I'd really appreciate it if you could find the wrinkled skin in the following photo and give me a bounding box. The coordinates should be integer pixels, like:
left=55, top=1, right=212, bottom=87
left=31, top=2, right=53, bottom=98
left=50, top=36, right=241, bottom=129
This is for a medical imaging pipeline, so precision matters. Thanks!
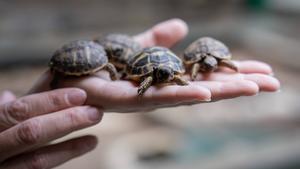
left=0, top=89, right=102, bottom=169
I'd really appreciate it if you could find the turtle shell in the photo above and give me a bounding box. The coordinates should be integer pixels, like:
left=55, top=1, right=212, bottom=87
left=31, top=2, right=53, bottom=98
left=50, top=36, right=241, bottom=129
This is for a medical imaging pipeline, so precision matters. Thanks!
left=49, top=40, right=108, bottom=76
left=183, top=37, right=231, bottom=65
left=127, top=46, right=185, bottom=80
left=94, top=34, right=141, bottom=69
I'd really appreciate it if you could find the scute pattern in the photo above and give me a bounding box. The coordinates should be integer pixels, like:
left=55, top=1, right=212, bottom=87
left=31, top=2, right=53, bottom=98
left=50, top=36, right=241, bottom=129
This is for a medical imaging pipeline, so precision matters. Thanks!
left=50, top=40, right=108, bottom=75
left=183, top=37, right=231, bottom=64
left=94, top=34, right=141, bottom=68
left=127, top=46, right=185, bottom=77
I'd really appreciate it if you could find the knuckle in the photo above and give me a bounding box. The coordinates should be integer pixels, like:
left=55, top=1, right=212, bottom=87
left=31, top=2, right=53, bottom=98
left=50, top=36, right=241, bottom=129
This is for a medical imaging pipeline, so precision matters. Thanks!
left=65, top=108, right=82, bottom=127
left=25, top=152, right=47, bottom=169
left=47, top=92, right=67, bottom=108
left=5, top=99, right=29, bottom=123
left=17, top=120, right=41, bottom=145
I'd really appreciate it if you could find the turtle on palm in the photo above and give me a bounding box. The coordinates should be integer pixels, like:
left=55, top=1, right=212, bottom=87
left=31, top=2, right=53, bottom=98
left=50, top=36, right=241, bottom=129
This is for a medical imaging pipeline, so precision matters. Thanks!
left=183, top=37, right=238, bottom=80
left=126, top=46, right=188, bottom=96
left=49, top=40, right=118, bottom=88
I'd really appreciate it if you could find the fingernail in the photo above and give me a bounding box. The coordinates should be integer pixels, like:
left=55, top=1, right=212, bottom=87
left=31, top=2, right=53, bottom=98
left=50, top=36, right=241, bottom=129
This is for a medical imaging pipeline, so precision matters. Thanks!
left=67, top=89, right=87, bottom=105
left=87, top=107, right=102, bottom=122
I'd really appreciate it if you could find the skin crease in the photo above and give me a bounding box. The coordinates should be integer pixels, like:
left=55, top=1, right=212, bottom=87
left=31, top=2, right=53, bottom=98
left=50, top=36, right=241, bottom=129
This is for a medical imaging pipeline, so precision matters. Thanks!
left=0, top=19, right=280, bottom=169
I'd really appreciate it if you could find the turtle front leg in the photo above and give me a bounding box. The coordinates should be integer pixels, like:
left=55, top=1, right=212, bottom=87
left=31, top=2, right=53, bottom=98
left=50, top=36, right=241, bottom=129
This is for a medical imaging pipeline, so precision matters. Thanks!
left=104, top=63, right=119, bottom=80
left=173, top=75, right=189, bottom=86
left=118, top=68, right=127, bottom=79
left=219, top=60, right=238, bottom=72
left=191, top=63, right=200, bottom=81
left=138, top=76, right=153, bottom=96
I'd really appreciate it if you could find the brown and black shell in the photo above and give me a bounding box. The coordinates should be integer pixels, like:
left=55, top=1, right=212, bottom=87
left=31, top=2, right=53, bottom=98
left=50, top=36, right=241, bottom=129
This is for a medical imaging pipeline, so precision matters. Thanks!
left=94, top=34, right=141, bottom=69
left=127, top=46, right=185, bottom=80
left=183, top=37, right=232, bottom=65
left=49, top=40, right=108, bottom=76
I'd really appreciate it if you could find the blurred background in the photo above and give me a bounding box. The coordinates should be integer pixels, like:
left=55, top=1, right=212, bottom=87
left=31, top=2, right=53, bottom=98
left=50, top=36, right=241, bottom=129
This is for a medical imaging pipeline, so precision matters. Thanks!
left=0, top=0, right=300, bottom=168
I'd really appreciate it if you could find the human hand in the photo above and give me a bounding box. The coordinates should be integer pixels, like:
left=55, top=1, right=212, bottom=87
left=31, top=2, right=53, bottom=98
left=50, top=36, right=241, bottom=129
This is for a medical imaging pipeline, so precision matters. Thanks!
left=0, top=89, right=102, bottom=169
left=29, top=18, right=280, bottom=112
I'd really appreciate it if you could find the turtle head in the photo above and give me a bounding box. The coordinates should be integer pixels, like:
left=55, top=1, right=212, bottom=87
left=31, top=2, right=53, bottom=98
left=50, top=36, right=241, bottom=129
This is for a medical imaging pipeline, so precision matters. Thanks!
left=200, top=56, right=218, bottom=72
left=154, top=66, right=174, bottom=83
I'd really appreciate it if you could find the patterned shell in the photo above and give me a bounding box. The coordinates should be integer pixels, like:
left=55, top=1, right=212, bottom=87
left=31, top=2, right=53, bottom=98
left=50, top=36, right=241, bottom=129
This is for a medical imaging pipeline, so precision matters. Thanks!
left=49, top=40, right=108, bottom=76
left=94, top=34, right=141, bottom=68
left=127, top=46, right=185, bottom=77
left=183, top=37, right=232, bottom=65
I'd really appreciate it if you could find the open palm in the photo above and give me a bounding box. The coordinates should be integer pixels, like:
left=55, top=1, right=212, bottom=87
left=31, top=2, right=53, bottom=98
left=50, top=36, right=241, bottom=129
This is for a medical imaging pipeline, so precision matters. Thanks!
left=29, top=19, right=280, bottom=113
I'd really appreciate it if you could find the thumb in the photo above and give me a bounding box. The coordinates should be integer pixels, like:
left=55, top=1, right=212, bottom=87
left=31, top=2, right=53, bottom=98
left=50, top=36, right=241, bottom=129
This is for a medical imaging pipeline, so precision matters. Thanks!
left=133, top=18, right=189, bottom=48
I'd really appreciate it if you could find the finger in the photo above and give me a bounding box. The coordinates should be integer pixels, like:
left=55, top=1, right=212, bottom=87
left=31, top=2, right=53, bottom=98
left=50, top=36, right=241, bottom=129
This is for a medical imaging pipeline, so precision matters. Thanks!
left=135, top=80, right=259, bottom=108
left=0, top=91, right=16, bottom=105
left=2, top=135, right=97, bottom=169
left=143, top=84, right=211, bottom=105
left=103, top=83, right=211, bottom=112
left=64, top=76, right=211, bottom=112
left=0, top=106, right=102, bottom=161
left=217, top=60, right=273, bottom=74
left=133, top=18, right=188, bottom=48
left=193, top=80, right=259, bottom=101
left=197, top=73, right=280, bottom=92
left=243, top=74, right=280, bottom=92
left=0, top=88, right=86, bottom=130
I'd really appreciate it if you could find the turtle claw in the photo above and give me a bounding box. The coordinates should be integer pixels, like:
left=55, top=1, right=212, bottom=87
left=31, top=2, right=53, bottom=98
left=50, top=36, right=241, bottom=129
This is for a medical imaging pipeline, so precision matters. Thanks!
left=105, top=63, right=119, bottom=80
left=173, top=75, right=189, bottom=85
left=137, top=76, right=153, bottom=96
left=191, top=63, right=200, bottom=81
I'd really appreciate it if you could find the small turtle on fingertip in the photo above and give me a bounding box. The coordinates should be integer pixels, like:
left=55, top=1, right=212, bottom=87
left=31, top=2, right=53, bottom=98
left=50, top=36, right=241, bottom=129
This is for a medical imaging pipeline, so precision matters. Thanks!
left=126, top=46, right=188, bottom=96
left=183, top=37, right=238, bottom=80
left=49, top=40, right=118, bottom=89
left=94, top=33, right=142, bottom=71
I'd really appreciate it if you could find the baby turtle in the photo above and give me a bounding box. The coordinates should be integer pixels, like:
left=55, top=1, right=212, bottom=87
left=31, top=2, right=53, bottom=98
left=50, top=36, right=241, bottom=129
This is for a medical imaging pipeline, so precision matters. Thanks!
left=183, top=37, right=238, bottom=80
left=94, top=33, right=141, bottom=70
left=49, top=40, right=118, bottom=88
left=126, top=46, right=188, bottom=96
